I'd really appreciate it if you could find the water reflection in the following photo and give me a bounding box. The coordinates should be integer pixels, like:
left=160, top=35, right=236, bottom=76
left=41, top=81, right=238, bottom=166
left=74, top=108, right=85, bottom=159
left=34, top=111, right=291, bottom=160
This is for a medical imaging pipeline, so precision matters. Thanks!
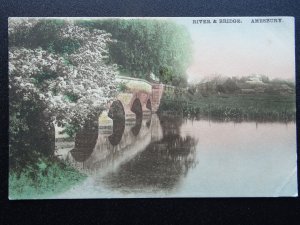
left=102, top=115, right=198, bottom=192
left=102, top=135, right=198, bottom=192
left=70, top=124, right=98, bottom=162
left=67, top=114, right=161, bottom=173
left=67, top=113, right=198, bottom=192
left=108, top=118, right=125, bottom=146
left=62, top=112, right=296, bottom=197
left=131, top=115, right=142, bottom=136
left=146, top=117, right=151, bottom=128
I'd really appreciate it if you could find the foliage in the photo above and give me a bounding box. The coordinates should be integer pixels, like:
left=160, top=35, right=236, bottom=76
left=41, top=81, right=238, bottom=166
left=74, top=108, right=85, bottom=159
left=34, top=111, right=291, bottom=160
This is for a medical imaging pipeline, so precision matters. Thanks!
left=9, top=156, right=87, bottom=199
left=159, top=93, right=296, bottom=122
left=58, top=123, right=80, bottom=138
left=9, top=93, right=55, bottom=170
left=76, top=19, right=192, bottom=86
left=10, top=19, right=80, bottom=55
left=221, top=78, right=239, bottom=93
left=159, top=66, right=173, bottom=84
left=9, top=18, right=119, bottom=169
left=9, top=19, right=118, bottom=127
left=117, top=81, right=129, bottom=92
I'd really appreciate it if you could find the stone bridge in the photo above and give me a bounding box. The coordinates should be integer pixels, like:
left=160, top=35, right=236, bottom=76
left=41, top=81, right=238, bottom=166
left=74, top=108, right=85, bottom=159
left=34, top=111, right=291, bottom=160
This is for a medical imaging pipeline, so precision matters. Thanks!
left=55, top=75, right=165, bottom=157
left=97, top=75, right=164, bottom=129
left=55, top=76, right=190, bottom=166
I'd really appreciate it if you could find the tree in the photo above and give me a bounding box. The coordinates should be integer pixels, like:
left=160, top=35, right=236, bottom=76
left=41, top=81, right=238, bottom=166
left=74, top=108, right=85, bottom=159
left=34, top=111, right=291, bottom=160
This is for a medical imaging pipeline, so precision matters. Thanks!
left=222, top=78, right=239, bottom=93
left=77, top=19, right=192, bottom=86
left=260, top=74, right=270, bottom=83
left=159, top=66, right=173, bottom=84
left=9, top=18, right=118, bottom=169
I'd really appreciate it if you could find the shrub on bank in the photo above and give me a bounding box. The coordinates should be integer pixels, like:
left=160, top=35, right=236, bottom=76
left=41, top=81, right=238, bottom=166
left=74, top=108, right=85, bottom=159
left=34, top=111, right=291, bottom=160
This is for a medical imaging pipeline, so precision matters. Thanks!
left=9, top=156, right=87, bottom=199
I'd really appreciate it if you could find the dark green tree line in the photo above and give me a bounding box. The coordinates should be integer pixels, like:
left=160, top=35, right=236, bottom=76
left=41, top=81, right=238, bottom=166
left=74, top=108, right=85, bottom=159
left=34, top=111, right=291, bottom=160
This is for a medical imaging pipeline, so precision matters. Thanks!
left=77, top=19, right=192, bottom=86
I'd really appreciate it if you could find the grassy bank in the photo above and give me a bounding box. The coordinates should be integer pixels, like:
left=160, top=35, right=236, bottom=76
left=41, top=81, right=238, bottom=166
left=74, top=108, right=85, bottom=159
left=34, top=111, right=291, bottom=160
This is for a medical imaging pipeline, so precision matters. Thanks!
left=158, top=93, right=296, bottom=122
left=9, top=157, right=87, bottom=199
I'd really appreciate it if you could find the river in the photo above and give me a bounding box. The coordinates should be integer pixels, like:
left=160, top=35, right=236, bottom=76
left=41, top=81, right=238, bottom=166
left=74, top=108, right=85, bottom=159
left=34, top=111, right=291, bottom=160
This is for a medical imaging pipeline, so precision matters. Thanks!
left=55, top=113, right=297, bottom=198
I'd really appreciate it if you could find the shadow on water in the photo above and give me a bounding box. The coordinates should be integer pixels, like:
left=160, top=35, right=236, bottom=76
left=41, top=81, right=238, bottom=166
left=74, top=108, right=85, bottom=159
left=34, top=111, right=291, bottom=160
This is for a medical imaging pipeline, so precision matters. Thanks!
left=70, top=122, right=98, bottom=163
left=68, top=115, right=154, bottom=173
left=87, top=116, right=153, bottom=173
left=108, top=100, right=126, bottom=145
left=131, top=98, right=143, bottom=136
left=68, top=112, right=199, bottom=193
left=146, top=116, right=151, bottom=128
left=71, top=100, right=126, bottom=162
left=102, top=115, right=198, bottom=192
left=131, top=115, right=142, bottom=136
left=108, top=118, right=125, bottom=146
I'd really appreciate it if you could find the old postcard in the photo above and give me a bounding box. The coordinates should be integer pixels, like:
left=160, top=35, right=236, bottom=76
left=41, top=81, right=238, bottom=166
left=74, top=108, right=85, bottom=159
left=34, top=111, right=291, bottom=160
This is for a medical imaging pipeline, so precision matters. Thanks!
left=8, top=17, right=297, bottom=199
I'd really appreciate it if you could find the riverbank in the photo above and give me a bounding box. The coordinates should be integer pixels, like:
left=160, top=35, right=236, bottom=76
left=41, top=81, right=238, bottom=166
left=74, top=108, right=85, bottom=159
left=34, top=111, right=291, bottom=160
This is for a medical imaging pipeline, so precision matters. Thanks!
left=9, top=157, right=87, bottom=199
left=158, top=93, right=296, bottom=122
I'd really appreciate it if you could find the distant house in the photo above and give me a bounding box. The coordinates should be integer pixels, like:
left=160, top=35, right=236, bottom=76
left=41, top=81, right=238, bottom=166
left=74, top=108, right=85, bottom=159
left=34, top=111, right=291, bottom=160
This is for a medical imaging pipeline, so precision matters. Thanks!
left=245, top=74, right=264, bottom=85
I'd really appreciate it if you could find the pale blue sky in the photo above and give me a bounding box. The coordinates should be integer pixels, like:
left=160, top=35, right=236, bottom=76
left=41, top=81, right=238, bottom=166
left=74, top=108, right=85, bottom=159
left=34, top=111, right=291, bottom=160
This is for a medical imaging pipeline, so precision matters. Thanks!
left=169, top=17, right=295, bottom=82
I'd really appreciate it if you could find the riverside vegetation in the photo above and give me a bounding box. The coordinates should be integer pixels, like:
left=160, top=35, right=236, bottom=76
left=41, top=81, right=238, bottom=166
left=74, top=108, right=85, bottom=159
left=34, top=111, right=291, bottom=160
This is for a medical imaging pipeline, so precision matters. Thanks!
left=158, top=75, right=295, bottom=122
left=159, top=93, right=295, bottom=122
left=9, top=156, right=87, bottom=199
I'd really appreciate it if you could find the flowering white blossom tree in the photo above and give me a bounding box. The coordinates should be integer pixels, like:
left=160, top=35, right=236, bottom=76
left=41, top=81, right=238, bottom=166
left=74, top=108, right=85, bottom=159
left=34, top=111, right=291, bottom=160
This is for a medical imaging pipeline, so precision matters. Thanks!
left=9, top=18, right=118, bottom=127
left=9, top=18, right=119, bottom=166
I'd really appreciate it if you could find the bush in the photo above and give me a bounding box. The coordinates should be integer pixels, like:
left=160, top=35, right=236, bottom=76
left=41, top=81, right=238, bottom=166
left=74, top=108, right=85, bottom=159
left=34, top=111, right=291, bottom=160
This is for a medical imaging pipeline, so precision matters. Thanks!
left=117, top=82, right=129, bottom=92
left=9, top=157, right=87, bottom=199
left=9, top=18, right=119, bottom=170
left=9, top=92, right=55, bottom=171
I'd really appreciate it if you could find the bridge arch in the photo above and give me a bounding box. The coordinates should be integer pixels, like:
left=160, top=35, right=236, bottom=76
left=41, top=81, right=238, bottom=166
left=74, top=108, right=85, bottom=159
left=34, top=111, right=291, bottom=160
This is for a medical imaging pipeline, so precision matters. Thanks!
left=131, top=98, right=143, bottom=120
left=108, top=100, right=125, bottom=120
left=146, top=98, right=152, bottom=111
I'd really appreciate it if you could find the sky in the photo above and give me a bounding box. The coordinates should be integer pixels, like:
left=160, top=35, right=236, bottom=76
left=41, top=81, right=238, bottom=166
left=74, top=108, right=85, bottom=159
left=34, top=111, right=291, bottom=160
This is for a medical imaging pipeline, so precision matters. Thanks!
left=169, top=17, right=295, bottom=83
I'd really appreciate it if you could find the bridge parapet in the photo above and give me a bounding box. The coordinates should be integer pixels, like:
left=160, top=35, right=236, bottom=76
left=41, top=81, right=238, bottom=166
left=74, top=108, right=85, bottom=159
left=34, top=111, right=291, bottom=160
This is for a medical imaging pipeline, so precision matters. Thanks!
left=116, top=75, right=152, bottom=94
left=116, top=75, right=153, bottom=86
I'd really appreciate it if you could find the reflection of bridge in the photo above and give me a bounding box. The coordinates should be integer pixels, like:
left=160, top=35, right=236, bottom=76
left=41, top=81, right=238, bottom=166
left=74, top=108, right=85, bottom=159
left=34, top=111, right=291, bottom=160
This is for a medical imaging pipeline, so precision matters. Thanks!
left=67, top=114, right=163, bottom=173
left=56, top=113, right=198, bottom=196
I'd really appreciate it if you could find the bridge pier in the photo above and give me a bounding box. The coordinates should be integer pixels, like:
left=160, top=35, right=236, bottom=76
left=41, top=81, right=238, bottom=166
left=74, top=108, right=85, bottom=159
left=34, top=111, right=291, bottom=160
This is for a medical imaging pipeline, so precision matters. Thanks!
left=151, top=83, right=164, bottom=112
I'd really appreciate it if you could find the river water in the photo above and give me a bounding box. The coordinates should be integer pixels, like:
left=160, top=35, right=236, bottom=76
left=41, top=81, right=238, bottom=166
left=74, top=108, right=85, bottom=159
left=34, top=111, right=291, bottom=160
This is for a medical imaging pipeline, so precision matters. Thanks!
left=55, top=114, right=297, bottom=198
